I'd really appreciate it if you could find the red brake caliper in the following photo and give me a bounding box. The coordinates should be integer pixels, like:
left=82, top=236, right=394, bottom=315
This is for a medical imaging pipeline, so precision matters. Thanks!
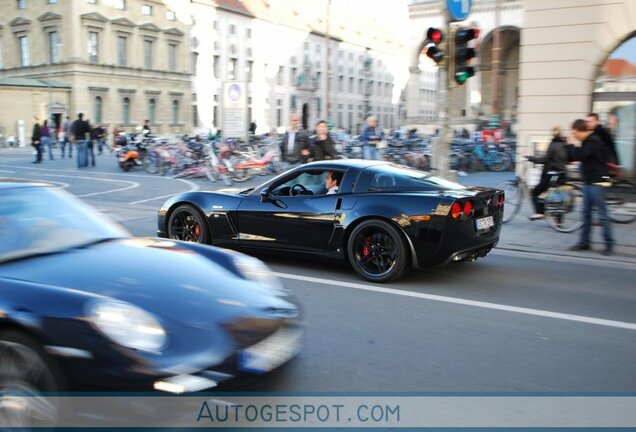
left=194, top=225, right=200, bottom=239
left=362, top=236, right=372, bottom=257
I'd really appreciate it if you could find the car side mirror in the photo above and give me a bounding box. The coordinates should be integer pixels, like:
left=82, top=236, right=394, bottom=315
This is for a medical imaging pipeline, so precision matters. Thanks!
left=260, top=189, right=272, bottom=203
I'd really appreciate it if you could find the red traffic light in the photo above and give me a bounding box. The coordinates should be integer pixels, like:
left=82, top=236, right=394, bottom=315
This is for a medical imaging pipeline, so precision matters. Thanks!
left=426, top=27, right=443, bottom=45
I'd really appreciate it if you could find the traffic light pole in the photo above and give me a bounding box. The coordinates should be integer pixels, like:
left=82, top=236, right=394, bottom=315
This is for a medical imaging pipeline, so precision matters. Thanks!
left=434, top=18, right=452, bottom=180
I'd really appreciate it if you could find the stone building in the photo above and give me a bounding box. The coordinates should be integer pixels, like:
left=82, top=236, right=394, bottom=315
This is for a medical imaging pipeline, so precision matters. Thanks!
left=0, top=0, right=192, bottom=139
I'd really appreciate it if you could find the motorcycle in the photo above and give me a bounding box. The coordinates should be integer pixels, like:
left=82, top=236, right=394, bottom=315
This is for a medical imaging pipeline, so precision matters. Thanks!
left=115, top=132, right=148, bottom=171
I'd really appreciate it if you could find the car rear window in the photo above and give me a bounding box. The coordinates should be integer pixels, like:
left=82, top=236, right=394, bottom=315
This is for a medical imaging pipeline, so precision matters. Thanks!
left=356, top=164, right=466, bottom=192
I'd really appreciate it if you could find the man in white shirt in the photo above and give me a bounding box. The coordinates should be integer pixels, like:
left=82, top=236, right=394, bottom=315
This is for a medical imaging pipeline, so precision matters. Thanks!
left=281, top=113, right=310, bottom=166
left=325, top=171, right=343, bottom=195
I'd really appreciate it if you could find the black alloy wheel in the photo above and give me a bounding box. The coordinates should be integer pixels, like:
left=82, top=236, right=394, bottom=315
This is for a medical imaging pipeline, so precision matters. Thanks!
left=167, top=204, right=209, bottom=244
left=0, top=331, right=64, bottom=428
left=347, top=220, right=409, bottom=282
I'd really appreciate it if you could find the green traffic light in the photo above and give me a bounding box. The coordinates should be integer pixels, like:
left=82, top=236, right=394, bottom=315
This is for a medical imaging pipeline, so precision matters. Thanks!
left=456, top=72, right=468, bottom=84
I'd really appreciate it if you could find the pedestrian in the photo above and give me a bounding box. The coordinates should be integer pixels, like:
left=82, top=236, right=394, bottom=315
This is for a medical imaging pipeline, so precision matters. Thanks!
left=566, top=119, right=614, bottom=256
left=249, top=121, right=257, bottom=135
left=141, top=119, right=151, bottom=136
left=586, top=113, right=619, bottom=166
left=31, top=116, right=42, bottom=164
left=93, top=123, right=106, bottom=154
left=72, top=113, right=91, bottom=168
left=61, top=116, right=72, bottom=159
left=527, top=126, right=568, bottom=220
left=280, top=113, right=310, bottom=166
left=41, top=119, right=54, bottom=160
left=312, top=120, right=335, bottom=161
left=362, top=116, right=383, bottom=160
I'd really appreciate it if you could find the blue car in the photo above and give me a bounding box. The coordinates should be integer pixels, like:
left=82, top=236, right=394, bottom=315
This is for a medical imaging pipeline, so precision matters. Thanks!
left=0, top=179, right=302, bottom=399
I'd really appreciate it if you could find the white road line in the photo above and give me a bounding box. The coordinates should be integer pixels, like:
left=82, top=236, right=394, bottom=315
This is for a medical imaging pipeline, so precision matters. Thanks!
left=41, top=174, right=139, bottom=197
left=0, top=169, right=15, bottom=173
left=128, top=178, right=199, bottom=205
left=273, top=272, right=636, bottom=331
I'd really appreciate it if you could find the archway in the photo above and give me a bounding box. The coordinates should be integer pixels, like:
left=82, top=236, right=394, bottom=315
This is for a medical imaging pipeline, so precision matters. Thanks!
left=478, top=26, right=521, bottom=121
left=592, top=32, right=636, bottom=179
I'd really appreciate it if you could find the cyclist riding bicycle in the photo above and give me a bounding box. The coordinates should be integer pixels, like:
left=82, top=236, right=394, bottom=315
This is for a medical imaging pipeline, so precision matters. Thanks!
left=526, top=126, right=568, bottom=221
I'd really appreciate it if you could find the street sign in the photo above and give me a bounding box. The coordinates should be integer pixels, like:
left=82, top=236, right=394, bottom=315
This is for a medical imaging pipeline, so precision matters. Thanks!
left=446, top=0, right=472, bottom=21
left=221, top=81, right=248, bottom=141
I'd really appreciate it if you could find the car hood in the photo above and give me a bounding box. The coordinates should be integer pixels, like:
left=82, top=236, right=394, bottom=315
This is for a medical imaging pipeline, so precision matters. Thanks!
left=0, top=237, right=297, bottom=329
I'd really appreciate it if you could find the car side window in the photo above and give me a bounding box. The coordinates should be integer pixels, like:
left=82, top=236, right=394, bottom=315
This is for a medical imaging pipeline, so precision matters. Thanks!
left=271, top=170, right=328, bottom=196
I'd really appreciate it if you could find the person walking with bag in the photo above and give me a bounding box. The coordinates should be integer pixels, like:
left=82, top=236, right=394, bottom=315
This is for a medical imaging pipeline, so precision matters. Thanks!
left=527, top=126, right=568, bottom=220
left=312, top=120, right=335, bottom=161
left=566, top=119, right=614, bottom=256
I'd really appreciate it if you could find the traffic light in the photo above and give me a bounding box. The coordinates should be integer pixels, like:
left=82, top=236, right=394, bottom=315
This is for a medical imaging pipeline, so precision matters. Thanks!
left=453, top=27, right=479, bottom=85
left=423, top=27, right=444, bottom=65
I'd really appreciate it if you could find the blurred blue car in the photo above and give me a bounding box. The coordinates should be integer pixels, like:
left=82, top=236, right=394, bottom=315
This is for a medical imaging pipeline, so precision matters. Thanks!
left=0, top=179, right=302, bottom=398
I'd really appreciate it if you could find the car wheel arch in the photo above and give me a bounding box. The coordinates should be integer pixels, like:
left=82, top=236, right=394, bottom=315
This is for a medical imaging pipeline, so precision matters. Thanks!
left=342, top=216, right=417, bottom=269
left=165, top=201, right=213, bottom=243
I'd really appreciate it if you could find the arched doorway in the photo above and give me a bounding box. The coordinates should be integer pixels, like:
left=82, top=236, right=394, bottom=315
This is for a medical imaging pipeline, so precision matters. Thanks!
left=302, top=103, right=309, bottom=130
left=592, top=33, right=636, bottom=179
left=478, top=26, right=521, bottom=121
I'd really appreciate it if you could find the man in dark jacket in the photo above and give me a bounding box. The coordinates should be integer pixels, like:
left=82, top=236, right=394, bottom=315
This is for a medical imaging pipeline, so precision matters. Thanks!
left=280, top=113, right=309, bottom=165
left=31, top=116, right=42, bottom=164
left=566, top=119, right=613, bottom=255
left=586, top=113, right=619, bottom=165
left=72, top=113, right=91, bottom=168
left=527, top=127, right=568, bottom=220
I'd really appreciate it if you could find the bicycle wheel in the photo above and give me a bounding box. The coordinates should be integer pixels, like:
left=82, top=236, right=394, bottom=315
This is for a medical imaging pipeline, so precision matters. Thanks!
left=498, top=179, right=523, bottom=223
left=606, top=178, right=636, bottom=224
left=143, top=151, right=159, bottom=174
left=544, top=184, right=583, bottom=233
left=487, top=151, right=512, bottom=172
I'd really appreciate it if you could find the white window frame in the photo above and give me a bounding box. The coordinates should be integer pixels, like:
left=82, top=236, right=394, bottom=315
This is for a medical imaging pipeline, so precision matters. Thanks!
left=142, top=4, right=152, bottom=16
left=19, top=35, right=30, bottom=66
left=88, top=31, right=98, bottom=63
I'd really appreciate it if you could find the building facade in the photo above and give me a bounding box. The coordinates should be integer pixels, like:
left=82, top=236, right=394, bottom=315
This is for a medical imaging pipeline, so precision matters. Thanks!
left=189, top=0, right=409, bottom=136
left=516, top=0, right=636, bottom=179
left=0, top=0, right=192, bottom=137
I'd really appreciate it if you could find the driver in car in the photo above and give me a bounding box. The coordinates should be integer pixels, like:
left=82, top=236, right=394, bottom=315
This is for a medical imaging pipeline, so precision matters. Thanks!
left=325, top=171, right=343, bottom=195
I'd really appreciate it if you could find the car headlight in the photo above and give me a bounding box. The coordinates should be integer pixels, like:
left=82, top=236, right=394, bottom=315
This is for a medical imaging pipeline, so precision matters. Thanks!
left=86, top=299, right=167, bottom=352
left=233, top=255, right=284, bottom=292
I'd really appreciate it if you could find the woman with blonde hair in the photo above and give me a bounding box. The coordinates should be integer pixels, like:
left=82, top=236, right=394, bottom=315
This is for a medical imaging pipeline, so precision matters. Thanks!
left=526, top=126, right=568, bottom=220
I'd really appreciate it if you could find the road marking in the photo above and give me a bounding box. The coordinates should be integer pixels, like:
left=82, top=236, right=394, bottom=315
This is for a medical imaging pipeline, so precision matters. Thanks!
left=0, top=169, right=15, bottom=173
left=41, top=174, right=139, bottom=197
left=128, top=178, right=199, bottom=205
left=273, top=272, right=636, bottom=331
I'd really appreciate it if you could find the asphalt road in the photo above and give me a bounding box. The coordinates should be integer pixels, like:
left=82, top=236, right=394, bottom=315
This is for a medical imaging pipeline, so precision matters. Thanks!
left=2, top=152, right=635, bottom=393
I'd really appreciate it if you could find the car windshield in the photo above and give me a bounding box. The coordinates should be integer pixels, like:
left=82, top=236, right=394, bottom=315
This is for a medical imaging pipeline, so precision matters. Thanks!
left=357, top=164, right=467, bottom=192
left=0, top=186, right=129, bottom=263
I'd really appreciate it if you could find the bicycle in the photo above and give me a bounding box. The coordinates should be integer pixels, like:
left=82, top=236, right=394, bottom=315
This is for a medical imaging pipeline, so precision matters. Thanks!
left=605, top=175, right=636, bottom=224
left=498, top=160, right=583, bottom=232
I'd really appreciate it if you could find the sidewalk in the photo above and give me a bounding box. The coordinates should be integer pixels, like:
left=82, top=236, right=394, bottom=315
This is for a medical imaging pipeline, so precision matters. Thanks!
left=458, top=171, right=636, bottom=265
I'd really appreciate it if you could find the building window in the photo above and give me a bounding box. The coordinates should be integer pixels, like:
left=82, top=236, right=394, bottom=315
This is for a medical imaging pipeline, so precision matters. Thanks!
left=166, top=10, right=176, bottom=21
left=349, top=77, right=353, bottom=93
left=246, top=28, right=251, bottom=38
left=227, top=58, right=237, bottom=80
left=338, top=75, right=344, bottom=92
left=213, top=21, right=218, bottom=30
left=191, top=51, right=198, bottom=74
left=122, top=97, right=130, bottom=125
left=277, top=66, right=284, bottom=85
left=192, top=102, right=198, bottom=128
left=316, top=44, right=321, bottom=53
left=117, top=36, right=127, bottom=67
left=143, top=39, right=153, bottom=69
left=142, top=4, right=152, bottom=15
left=246, top=60, right=253, bottom=81
left=47, top=0, right=57, bottom=3
left=115, top=0, right=125, bottom=10
left=148, top=98, right=156, bottom=124
left=213, top=55, right=219, bottom=79
left=229, top=24, right=236, bottom=35
left=168, top=43, right=177, bottom=72
left=290, top=67, right=297, bottom=86
left=213, top=95, right=218, bottom=127
left=17, top=0, right=26, bottom=9
left=94, top=96, right=102, bottom=123
left=48, top=31, right=59, bottom=64
left=358, top=78, right=363, bottom=94
left=0, top=39, right=3, bottom=69
left=276, top=99, right=282, bottom=127
left=19, top=36, right=29, bottom=66
left=88, top=31, right=98, bottom=63
left=172, top=100, right=179, bottom=125
left=86, top=0, right=97, bottom=3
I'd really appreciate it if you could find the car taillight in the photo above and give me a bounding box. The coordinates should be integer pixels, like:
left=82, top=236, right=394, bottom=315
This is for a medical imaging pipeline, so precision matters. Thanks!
left=497, top=194, right=505, bottom=207
left=463, top=200, right=474, bottom=217
left=451, top=202, right=462, bottom=219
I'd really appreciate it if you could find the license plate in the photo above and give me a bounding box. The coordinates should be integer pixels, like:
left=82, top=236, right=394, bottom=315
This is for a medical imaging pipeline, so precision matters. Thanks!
left=475, top=216, right=494, bottom=230
left=238, top=328, right=302, bottom=374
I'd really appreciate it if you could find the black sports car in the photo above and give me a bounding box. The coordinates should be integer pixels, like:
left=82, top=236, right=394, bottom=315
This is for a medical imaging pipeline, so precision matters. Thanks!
left=158, top=160, right=504, bottom=282
left=0, top=180, right=302, bottom=399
